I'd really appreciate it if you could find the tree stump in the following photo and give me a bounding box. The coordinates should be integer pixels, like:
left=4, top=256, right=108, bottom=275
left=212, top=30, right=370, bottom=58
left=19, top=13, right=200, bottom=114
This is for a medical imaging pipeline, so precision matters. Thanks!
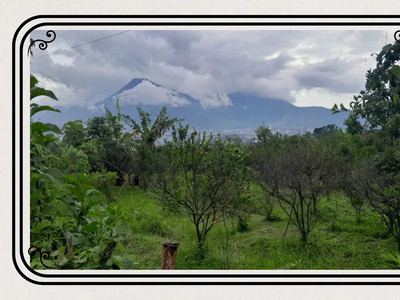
left=162, top=241, right=180, bottom=270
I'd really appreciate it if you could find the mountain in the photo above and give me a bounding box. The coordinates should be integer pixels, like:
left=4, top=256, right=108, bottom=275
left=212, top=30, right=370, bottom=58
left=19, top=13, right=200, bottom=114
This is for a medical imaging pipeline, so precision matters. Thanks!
left=33, top=78, right=350, bottom=135
left=98, top=78, right=207, bottom=128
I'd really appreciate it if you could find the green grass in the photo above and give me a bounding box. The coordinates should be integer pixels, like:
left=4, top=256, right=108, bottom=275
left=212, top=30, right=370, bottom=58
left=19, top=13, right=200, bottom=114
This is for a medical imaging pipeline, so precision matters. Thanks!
left=102, top=186, right=398, bottom=270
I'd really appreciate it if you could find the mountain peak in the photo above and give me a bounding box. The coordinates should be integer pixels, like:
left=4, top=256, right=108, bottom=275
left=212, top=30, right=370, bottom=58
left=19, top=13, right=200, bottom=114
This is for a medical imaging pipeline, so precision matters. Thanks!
left=114, top=78, right=161, bottom=95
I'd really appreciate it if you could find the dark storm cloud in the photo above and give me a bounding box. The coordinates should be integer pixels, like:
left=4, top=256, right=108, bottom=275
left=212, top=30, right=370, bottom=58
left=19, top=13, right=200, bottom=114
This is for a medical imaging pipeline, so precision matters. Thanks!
left=293, top=57, right=367, bottom=94
left=29, top=29, right=388, bottom=108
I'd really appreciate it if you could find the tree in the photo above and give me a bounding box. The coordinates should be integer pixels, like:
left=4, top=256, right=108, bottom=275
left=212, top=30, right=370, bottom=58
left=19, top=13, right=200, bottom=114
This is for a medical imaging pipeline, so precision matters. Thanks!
left=224, top=134, right=244, bottom=145
left=333, top=41, right=400, bottom=139
left=29, top=54, right=133, bottom=269
left=343, top=114, right=364, bottom=135
left=57, top=146, right=91, bottom=174
left=253, top=135, right=336, bottom=243
left=62, top=120, right=86, bottom=148
left=254, top=123, right=273, bottom=144
left=123, top=106, right=184, bottom=148
left=119, top=106, right=184, bottom=189
left=130, top=140, right=155, bottom=190
left=85, top=104, right=137, bottom=184
left=312, top=124, right=341, bottom=138
left=350, top=146, right=400, bottom=250
left=154, top=124, right=249, bottom=256
left=332, top=39, right=400, bottom=250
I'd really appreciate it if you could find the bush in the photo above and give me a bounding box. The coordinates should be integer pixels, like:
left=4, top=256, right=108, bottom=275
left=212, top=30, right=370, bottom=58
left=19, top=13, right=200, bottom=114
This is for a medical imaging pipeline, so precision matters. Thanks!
left=92, top=170, right=119, bottom=204
left=133, top=210, right=171, bottom=236
left=253, top=135, right=337, bottom=242
left=154, top=124, right=250, bottom=255
left=49, top=146, right=91, bottom=174
left=237, top=215, right=250, bottom=232
left=262, top=193, right=275, bottom=222
left=381, top=253, right=400, bottom=269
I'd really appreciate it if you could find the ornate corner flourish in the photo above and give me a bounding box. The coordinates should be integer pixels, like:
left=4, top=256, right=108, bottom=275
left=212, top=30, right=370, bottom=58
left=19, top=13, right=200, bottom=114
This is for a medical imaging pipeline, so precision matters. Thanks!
left=28, top=246, right=58, bottom=269
left=28, top=30, right=57, bottom=57
left=394, top=30, right=400, bottom=43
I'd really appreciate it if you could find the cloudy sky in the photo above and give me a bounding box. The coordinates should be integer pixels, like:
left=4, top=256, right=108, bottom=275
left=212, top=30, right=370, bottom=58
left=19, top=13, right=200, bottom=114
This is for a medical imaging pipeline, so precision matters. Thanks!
left=30, top=29, right=392, bottom=110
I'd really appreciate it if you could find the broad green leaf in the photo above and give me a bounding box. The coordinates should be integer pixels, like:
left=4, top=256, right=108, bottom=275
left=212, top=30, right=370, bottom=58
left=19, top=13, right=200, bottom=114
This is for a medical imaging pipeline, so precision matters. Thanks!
left=390, top=87, right=399, bottom=96
left=394, top=94, right=399, bottom=104
left=58, top=256, right=69, bottom=267
left=339, top=103, right=349, bottom=111
left=46, top=167, right=64, bottom=179
left=44, top=123, right=61, bottom=134
left=31, top=122, right=47, bottom=135
left=30, top=74, right=38, bottom=89
left=55, top=218, right=64, bottom=228
left=113, top=242, right=125, bottom=255
left=31, top=86, right=58, bottom=101
left=30, top=192, right=42, bottom=205
left=86, top=189, right=102, bottom=197
left=31, top=122, right=61, bottom=135
left=331, top=103, right=340, bottom=114
left=40, top=204, right=56, bottom=215
left=105, top=205, right=118, bottom=215
left=112, top=224, right=131, bottom=235
left=30, top=104, right=61, bottom=117
left=80, top=222, right=100, bottom=233
left=103, top=214, right=117, bottom=227
left=390, top=65, right=400, bottom=80
left=53, top=200, right=71, bottom=215
left=111, top=255, right=122, bottom=266
left=89, top=245, right=100, bottom=255
left=63, top=174, right=80, bottom=185
left=382, top=44, right=393, bottom=54
left=74, top=256, right=88, bottom=264
left=120, top=254, right=136, bottom=270
left=42, top=134, right=59, bottom=145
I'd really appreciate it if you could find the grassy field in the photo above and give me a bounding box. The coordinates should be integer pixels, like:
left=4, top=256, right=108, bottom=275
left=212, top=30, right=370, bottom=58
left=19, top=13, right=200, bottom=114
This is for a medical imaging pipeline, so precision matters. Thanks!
left=101, top=185, right=399, bottom=270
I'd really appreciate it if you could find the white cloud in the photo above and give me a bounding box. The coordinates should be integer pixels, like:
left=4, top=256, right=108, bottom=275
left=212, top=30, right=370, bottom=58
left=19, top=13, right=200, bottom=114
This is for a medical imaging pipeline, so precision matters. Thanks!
left=198, top=93, right=232, bottom=109
left=291, top=88, right=355, bottom=109
left=87, top=104, right=104, bottom=113
left=31, top=74, right=83, bottom=107
left=263, top=52, right=281, bottom=61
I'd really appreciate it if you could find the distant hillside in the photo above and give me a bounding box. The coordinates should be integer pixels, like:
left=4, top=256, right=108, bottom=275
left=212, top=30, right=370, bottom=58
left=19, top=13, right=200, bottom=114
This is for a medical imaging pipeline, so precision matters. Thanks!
left=33, top=77, right=350, bottom=133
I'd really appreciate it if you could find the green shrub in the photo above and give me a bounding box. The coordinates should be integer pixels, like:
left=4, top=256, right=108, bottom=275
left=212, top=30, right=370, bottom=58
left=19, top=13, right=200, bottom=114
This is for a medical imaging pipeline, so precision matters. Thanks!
left=49, top=146, right=91, bottom=174
left=237, top=215, right=250, bottom=232
left=92, top=170, right=119, bottom=204
left=262, top=194, right=275, bottom=222
left=381, top=253, right=400, bottom=269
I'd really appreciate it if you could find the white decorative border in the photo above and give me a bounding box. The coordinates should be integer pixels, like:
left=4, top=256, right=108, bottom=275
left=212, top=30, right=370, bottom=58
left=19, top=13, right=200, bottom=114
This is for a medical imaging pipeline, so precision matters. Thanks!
left=13, top=15, right=400, bottom=284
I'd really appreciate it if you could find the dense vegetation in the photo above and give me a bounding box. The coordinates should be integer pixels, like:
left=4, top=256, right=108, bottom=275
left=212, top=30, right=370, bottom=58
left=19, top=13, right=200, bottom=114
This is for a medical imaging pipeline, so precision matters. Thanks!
left=30, top=40, right=400, bottom=270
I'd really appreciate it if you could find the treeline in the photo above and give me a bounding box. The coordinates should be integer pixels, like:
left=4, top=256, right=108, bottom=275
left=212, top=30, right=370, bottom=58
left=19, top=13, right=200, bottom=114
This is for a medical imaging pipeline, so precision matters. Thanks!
left=30, top=40, right=400, bottom=269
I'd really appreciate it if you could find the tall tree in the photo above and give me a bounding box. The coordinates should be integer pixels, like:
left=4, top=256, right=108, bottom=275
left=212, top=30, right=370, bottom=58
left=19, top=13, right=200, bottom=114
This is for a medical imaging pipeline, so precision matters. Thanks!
left=62, top=120, right=86, bottom=148
left=332, top=39, right=400, bottom=251
left=333, top=41, right=400, bottom=139
left=253, top=135, right=337, bottom=243
left=123, top=106, right=184, bottom=148
left=85, top=102, right=137, bottom=183
left=254, top=123, right=273, bottom=144
left=154, top=124, right=249, bottom=256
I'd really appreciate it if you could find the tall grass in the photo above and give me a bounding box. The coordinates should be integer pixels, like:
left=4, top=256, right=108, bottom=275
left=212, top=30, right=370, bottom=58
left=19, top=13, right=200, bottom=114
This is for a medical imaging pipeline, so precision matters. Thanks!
left=100, top=186, right=397, bottom=270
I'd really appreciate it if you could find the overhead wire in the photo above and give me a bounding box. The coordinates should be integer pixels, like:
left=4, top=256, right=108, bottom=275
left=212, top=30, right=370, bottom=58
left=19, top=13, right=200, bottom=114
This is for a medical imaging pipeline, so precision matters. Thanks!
left=31, top=30, right=132, bottom=60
